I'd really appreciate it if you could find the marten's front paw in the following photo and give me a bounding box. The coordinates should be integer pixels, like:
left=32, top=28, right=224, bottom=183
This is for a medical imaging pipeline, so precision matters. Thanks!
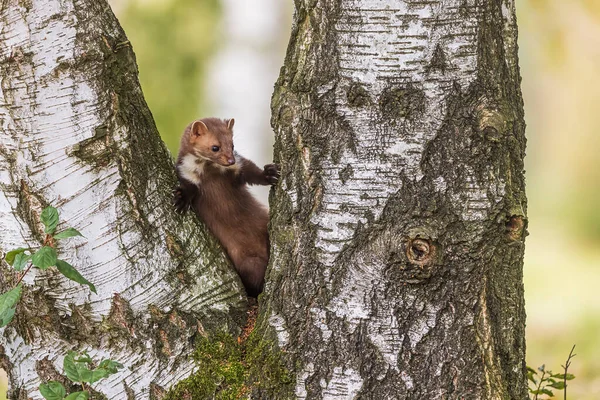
left=173, top=187, right=190, bottom=213
left=263, top=164, right=280, bottom=185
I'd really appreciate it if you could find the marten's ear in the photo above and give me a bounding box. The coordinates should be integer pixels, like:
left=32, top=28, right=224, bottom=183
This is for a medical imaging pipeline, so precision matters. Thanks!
left=191, top=120, right=209, bottom=137
left=226, top=118, right=235, bottom=130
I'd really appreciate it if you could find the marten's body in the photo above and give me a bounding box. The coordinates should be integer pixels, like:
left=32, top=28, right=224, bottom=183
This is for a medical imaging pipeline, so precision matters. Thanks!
left=174, top=118, right=278, bottom=297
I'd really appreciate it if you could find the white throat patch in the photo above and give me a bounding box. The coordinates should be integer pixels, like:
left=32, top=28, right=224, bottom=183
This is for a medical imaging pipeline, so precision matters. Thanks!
left=178, top=154, right=205, bottom=185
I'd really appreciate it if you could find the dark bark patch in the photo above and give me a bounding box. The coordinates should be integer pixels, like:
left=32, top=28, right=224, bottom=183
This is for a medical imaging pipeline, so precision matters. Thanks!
left=347, top=82, right=371, bottom=108
left=150, top=382, right=166, bottom=400
left=17, top=283, right=64, bottom=342
left=124, top=382, right=136, bottom=400
left=379, top=86, right=426, bottom=122
left=165, top=231, right=184, bottom=259
left=35, top=357, right=63, bottom=385
left=158, top=330, right=172, bottom=357
left=66, top=302, right=97, bottom=342
left=426, top=43, right=448, bottom=74
left=106, top=293, right=136, bottom=340
left=147, top=306, right=213, bottom=366
left=339, top=164, right=354, bottom=184
left=17, top=0, right=32, bottom=10
left=71, top=123, right=114, bottom=169
left=458, top=0, right=475, bottom=18
left=388, top=260, right=432, bottom=283
left=50, top=60, right=74, bottom=81
left=278, top=105, right=294, bottom=126
left=15, top=180, right=46, bottom=241
left=364, top=209, right=375, bottom=224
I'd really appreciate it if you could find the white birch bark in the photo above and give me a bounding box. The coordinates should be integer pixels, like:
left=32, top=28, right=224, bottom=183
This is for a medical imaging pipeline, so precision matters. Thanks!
left=0, top=1, right=246, bottom=399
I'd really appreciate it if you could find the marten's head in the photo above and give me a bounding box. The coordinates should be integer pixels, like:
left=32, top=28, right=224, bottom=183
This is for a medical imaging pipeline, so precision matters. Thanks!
left=188, top=118, right=236, bottom=167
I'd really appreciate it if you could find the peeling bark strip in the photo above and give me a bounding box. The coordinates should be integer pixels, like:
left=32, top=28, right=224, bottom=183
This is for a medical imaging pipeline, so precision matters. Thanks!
left=0, top=1, right=247, bottom=399
left=265, top=0, right=527, bottom=398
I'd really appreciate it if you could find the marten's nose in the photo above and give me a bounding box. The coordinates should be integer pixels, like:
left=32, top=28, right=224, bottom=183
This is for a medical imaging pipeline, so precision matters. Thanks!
left=227, top=158, right=235, bottom=166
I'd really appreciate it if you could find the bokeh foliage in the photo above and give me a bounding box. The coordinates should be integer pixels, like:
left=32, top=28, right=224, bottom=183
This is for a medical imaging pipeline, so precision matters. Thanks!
left=112, top=0, right=221, bottom=154
left=518, top=0, right=600, bottom=398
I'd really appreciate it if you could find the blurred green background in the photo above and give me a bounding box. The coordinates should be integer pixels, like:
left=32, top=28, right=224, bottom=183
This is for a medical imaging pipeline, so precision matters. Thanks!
left=2, top=0, right=599, bottom=398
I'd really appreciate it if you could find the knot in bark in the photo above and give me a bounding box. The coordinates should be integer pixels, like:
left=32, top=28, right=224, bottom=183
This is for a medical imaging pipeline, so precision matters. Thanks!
left=406, top=238, right=435, bottom=266
left=505, top=215, right=526, bottom=241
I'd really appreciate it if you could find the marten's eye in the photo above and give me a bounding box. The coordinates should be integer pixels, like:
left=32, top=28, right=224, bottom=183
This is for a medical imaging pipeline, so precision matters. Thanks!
left=211, top=146, right=220, bottom=152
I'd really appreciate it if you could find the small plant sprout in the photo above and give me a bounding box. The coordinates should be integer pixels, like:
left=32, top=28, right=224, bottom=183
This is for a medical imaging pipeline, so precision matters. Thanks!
left=1, top=206, right=94, bottom=328
left=561, top=345, right=576, bottom=400
left=39, top=351, right=124, bottom=400
left=527, top=345, right=576, bottom=400
left=2, top=206, right=122, bottom=398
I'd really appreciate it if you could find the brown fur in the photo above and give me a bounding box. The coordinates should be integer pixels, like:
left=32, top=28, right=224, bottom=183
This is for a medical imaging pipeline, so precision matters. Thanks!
left=174, top=118, right=278, bottom=297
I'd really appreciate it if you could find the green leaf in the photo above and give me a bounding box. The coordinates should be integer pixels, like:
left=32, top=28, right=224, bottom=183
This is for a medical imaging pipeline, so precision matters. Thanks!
left=64, top=351, right=82, bottom=383
left=541, top=388, right=554, bottom=396
left=64, top=352, right=122, bottom=386
left=0, top=307, right=16, bottom=328
left=80, top=368, right=110, bottom=384
left=64, top=351, right=108, bottom=384
left=551, top=372, right=575, bottom=380
left=0, top=286, right=22, bottom=310
left=55, top=260, right=97, bottom=294
left=31, top=247, right=57, bottom=270
left=74, top=353, right=92, bottom=364
left=13, top=252, right=31, bottom=272
left=54, top=228, right=84, bottom=240
left=530, top=388, right=554, bottom=396
left=4, top=248, right=28, bottom=265
left=39, top=381, right=66, bottom=400
left=549, top=381, right=566, bottom=389
left=41, top=207, right=59, bottom=234
left=64, top=391, right=89, bottom=400
left=0, top=286, right=22, bottom=328
left=98, top=359, right=124, bottom=374
left=526, top=366, right=537, bottom=383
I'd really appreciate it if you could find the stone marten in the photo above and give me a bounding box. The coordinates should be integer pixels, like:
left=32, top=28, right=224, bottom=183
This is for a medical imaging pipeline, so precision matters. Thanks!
left=173, top=117, right=278, bottom=297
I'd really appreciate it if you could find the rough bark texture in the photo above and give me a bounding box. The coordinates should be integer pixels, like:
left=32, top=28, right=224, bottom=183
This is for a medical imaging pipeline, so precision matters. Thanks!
left=0, top=1, right=247, bottom=399
left=261, top=0, right=527, bottom=398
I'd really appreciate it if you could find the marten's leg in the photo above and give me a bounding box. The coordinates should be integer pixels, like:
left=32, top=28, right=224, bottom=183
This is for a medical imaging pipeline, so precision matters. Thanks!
left=238, top=157, right=279, bottom=186
left=173, top=179, right=198, bottom=213
left=235, top=256, right=268, bottom=297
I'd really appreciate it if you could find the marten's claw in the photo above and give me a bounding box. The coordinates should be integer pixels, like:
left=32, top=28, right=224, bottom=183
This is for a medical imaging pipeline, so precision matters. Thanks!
left=173, top=187, right=190, bottom=213
left=263, top=163, right=280, bottom=185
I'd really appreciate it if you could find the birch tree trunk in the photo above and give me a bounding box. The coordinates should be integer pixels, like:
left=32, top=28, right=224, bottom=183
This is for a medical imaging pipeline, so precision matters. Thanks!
left=0, top=1, right=247, bottom=399
left=261, top=0, right=528, bottom=398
